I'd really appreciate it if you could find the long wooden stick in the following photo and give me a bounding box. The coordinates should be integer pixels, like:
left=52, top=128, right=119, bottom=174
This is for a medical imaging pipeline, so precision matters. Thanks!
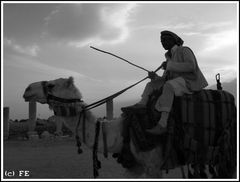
left=90, top=46, right=150, bottom=72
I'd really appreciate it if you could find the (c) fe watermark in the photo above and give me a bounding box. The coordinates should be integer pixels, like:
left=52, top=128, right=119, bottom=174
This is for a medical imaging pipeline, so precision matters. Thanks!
left=5, top=170, right=30, bottom=177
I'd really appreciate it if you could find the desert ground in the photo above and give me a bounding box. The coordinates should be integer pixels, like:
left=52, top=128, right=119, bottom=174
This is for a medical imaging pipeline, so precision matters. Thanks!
left=3, top=137, right=183, bottom=179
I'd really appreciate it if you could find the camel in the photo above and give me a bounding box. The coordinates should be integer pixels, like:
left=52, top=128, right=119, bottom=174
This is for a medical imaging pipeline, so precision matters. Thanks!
left=23, top=76, right=236, bottom=178
left=23, top=76, right=166, bottom=178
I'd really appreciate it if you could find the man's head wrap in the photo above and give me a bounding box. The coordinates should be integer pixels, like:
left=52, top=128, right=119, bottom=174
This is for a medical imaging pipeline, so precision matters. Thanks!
left=161, top=30, right=184, bottom=46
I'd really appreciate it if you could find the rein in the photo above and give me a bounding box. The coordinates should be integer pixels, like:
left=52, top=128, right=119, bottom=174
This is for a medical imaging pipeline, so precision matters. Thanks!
left=40, top=70, right=161, bottom=178
left=41, top=81, right=85, bottom=153
left=41, top=81, right=106, bottom=178
left=75, top=110, right=86, bottom=154
left=93, top=120, right=101, bottom=178
left=48, top=94, right=83, bottom=103
left=41, top=81, right=83, bottom=104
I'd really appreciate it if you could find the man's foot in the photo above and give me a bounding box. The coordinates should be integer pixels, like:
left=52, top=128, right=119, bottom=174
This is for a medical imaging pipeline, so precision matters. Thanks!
left=146, top=124, right=167, bottom=135
left=121, top=103, right=146, bottom=113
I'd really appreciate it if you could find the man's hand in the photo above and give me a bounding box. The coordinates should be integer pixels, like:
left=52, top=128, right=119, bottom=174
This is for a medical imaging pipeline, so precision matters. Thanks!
left=148, top=71, right=158, bottom=80
left=160, top=61, right=167, bottom=70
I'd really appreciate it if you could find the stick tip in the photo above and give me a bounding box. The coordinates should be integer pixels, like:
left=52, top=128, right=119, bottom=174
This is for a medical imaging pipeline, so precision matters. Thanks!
left=90, top=46, right=96, bottom=49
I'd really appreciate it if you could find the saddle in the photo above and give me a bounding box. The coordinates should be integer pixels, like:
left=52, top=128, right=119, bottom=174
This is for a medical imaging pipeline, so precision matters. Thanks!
left=118, top=89, right=236, bottom=173
left=171, top=89, right=236, bottom=176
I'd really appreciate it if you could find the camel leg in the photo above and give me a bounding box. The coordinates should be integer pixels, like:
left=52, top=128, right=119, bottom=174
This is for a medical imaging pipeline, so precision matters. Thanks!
left=141, top=149, right=163, bottom=178
left=54, top=116, right=63, bottom=136
left=180, top=166, right=186, bottom=178
left=144, top=164, right=163, bottom=178
left=123, top=165, right=145, bottom=179
left=130, top=142, right=164, bottom=178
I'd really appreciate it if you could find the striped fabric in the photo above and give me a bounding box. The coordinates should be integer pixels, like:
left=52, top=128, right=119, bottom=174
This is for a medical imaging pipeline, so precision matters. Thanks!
left=172, top=89, right=236, bottom=165
left=122, top=89, right=236, bottom=172
left=51, top=102, right=83, bottom=116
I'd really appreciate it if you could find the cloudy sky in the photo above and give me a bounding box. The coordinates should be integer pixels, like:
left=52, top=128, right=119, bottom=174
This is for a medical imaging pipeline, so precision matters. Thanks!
left=2, top=2, right=238, bottom=120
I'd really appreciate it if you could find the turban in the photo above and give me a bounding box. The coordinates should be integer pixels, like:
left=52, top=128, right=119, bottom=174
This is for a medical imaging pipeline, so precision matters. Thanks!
left=161, top=30, right=184, bottom=46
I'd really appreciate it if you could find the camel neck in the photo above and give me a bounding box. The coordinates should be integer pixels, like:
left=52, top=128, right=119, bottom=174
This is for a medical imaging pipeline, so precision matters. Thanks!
left=80, top=112, right=123, bottom=154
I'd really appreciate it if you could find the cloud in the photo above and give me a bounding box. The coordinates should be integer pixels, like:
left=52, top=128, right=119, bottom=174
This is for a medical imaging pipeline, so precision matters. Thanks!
left=133, top=19, right=234, bottom=33
left=182, top=21, right=235, bottom=33
left=213, top=66, right=238, bottom=81
left=43, top=4, right=137, bottom=47
left=136, top=20, right=237, bottom=56
left=4, top=38, right=40, bottom=57
left=199, top=29, right=238, bottom=54
left=200, top=63, right=237, bottom=86
left=132, top=22, right=195, bottom=32
left=4, top=54, right=96, bottom=81
left=200, top=21, right=234, bottom=31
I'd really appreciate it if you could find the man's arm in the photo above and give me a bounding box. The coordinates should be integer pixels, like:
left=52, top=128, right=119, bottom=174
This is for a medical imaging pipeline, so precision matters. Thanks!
left=166, top=47, right=197, bottom=72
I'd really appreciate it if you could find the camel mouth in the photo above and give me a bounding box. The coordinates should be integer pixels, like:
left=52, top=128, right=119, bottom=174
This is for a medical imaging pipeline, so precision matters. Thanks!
left=23, top=95, right=48, bottom=104
left=23, top=97, right=35, bottom=102
left=23, top=95, right=37, bottom=102
left=23, top=97, right=47, bottom=104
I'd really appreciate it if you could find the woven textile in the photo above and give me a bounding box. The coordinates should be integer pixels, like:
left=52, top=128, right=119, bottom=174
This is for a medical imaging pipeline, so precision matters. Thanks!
left=166, top=89, right=236, bottom=169
left=50, top=102, right=82, bottom=116
left=122, top=89, right=236, bottom=172
left=173, top=89, right=236, bottom=149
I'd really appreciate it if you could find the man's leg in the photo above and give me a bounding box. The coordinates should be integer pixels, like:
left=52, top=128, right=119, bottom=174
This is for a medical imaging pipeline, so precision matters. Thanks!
left=146, top=77, right=191, bottom=135
left=140, top=78, right=165, bottom=105
left=146, top=82, right=174, bottom=135
left=122, top=78, right=165, bottom=113
left=138, top=82, right=155, bottom=105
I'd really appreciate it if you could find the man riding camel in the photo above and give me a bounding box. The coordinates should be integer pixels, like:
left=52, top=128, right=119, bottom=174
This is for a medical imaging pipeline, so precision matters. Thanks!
left=123, top=30, right=208, bottom=135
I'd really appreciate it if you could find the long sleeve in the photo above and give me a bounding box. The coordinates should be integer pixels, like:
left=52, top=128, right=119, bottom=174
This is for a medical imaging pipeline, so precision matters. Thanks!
left=166, top=47, right=196, bottom=72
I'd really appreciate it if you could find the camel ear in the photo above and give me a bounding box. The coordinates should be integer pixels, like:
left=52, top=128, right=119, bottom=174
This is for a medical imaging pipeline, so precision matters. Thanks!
left=66, top=76, right=74, bottom=87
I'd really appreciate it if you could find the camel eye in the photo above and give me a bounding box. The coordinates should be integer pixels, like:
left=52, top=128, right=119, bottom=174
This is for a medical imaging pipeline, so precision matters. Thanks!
left=25, top=86, right=31, bottom=92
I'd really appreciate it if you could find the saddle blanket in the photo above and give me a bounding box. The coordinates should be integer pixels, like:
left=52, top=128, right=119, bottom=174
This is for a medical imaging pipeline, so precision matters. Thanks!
left=122, top=89, right=236, bottom=169
left=170, top=89, right=236, bottom=168
left=173, top=89, right=236, bottom=148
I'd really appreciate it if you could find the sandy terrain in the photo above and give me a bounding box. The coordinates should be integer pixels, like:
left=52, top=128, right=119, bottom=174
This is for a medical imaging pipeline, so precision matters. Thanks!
left=3, top=137, right=183, bottom=179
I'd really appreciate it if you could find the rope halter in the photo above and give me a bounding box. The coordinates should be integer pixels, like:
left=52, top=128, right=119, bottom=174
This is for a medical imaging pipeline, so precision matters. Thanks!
left=41, top=81, right=85, bottom=153
left=41, top=81, right=84, bottom=116
left=41, top=81, right=107, bottom=178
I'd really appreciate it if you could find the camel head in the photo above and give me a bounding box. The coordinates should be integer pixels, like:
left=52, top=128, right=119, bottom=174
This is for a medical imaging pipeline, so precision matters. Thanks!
left=23, top=76, right=82, bottom=104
